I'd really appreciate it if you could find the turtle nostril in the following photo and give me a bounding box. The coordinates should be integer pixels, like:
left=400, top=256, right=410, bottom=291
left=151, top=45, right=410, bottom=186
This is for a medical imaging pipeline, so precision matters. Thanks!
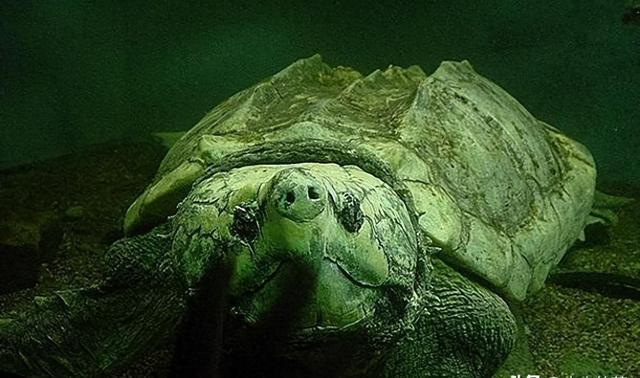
left=307, top=186, right=320, bottom=200
left=269, top=169, right=327, bottom=222
left=285, top=191, right=296, bottom=204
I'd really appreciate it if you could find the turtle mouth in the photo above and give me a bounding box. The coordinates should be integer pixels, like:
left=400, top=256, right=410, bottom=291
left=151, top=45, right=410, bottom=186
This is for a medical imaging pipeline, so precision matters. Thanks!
left=229, top=258, right=377, bottom=336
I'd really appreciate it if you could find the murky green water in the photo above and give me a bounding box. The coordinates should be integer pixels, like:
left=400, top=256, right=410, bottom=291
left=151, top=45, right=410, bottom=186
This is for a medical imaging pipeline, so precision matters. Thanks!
left=1, top=2, right=638, bottom=377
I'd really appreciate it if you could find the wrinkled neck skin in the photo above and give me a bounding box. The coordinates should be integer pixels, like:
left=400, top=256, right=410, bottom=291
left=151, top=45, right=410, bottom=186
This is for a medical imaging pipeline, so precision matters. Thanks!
left=169, top=162, right=432, bottom=375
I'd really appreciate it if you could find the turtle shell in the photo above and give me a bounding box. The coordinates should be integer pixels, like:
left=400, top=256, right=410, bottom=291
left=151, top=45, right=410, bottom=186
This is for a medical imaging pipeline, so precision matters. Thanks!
left=125, top=55, right=596, bottom=301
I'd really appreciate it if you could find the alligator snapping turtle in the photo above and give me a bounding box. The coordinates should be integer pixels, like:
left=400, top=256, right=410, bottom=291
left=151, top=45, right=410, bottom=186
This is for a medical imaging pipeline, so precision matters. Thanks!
left=0, top=55, right=597, bottom=377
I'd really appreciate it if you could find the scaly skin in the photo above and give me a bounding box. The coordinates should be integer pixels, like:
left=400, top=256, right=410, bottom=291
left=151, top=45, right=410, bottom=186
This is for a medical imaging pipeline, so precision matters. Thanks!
left=0, top=164, right=517, bottom=377
left=0, top=247, right=516, bottom=377
left=376, top=259, right=517, bottom=378
left=0, top=225, right=188, bottom=377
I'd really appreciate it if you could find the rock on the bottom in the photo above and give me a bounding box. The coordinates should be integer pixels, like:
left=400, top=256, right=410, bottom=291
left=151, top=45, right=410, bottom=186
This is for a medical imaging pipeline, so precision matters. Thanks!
left=0, top=211, right=62, bottom=294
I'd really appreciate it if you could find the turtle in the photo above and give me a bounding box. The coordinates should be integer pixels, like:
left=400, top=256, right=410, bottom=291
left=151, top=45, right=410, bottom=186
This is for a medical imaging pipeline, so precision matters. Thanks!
left=0, top=55, right=599, bottom=377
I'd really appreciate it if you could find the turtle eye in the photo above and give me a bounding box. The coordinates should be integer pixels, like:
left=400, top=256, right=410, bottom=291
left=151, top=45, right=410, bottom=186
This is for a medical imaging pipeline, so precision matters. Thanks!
left=338, top=192, right=364, bottom=233
left=231, top=202, right=260, bottom=243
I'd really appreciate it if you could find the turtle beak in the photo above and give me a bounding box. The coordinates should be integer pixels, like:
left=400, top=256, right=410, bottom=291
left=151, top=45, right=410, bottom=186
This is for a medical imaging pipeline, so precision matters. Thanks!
left=268, top=168, right=327, bottom=223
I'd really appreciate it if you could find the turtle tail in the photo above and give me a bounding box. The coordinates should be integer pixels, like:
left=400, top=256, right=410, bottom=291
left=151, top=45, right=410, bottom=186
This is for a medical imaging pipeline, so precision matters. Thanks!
left=576, top=190, right=634, bottom=244
left=586, top=190, right=634, bottom=227
left=550, top=188, right=640, bottom=300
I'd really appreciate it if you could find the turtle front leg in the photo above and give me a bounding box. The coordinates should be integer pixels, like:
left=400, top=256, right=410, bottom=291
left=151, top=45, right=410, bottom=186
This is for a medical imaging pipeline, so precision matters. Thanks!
left=376, top=259, right=517, bottom=378
left=0, top=225, right=188, bottom=377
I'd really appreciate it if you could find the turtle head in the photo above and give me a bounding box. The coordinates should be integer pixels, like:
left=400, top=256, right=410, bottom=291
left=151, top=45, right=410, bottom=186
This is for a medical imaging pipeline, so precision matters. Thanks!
left=171, top=162, right=419, bottom=340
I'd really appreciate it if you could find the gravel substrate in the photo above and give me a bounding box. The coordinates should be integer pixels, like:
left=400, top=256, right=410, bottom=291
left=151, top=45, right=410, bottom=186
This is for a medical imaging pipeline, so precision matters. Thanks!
left=497, top=184, right=640, bottom=378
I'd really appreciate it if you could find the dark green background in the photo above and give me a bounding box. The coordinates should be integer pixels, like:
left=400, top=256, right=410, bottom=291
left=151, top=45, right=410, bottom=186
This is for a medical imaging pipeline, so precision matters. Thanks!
left=1, top=1, right=638, bottom=185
